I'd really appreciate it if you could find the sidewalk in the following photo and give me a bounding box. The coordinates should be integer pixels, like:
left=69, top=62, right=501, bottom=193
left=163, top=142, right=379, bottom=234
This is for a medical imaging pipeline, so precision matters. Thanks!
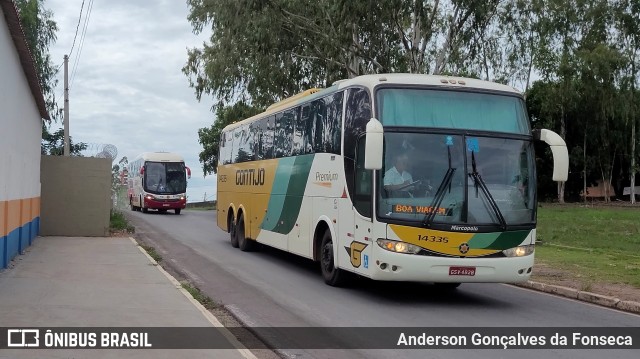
left=0, top=236, right=254, bottom=359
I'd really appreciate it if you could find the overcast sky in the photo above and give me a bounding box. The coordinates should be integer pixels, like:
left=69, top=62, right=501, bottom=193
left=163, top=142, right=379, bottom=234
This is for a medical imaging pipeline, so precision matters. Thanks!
left=46, top=0, right=216, bottom=202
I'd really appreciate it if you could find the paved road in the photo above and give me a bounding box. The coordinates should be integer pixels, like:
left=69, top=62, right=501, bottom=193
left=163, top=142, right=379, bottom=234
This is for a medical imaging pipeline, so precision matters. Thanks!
left=126, top=209, right=640, bottom=359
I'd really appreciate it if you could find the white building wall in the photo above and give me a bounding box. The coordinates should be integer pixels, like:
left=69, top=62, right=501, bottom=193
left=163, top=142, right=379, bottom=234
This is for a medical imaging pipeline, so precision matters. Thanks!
left=0, top=7, right=42, bottom=204
left=1, top=5, right=43, bottom=268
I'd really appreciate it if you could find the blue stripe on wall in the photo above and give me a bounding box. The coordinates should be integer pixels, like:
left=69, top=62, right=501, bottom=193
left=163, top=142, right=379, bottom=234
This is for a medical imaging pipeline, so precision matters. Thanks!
left=6, top=228, right=19, bottom=267
left=1, top=235, right=6, bottom=269
left=1, top=217, right=39, bottom=269
left=29, top=217, right=38, bottom=245
left=19, top=222, right=29, bottom=253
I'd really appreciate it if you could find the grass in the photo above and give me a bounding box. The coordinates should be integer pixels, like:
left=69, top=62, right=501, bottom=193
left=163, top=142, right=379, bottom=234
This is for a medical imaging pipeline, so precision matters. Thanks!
left=181, top=282, right=218, bottom=309
left=536, top=205, right=640, bottom=287
left=140, top=244, right=162, bottom=263
left=186, top=206, right=217, bottom=211
left=109, top=209, right=135, bottom=233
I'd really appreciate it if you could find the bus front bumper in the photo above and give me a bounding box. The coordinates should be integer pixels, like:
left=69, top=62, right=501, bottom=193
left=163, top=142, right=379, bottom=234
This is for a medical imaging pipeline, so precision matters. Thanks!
left=143, top=196, right=186, bottom=210
left=366, top=246, right=535, bottom=283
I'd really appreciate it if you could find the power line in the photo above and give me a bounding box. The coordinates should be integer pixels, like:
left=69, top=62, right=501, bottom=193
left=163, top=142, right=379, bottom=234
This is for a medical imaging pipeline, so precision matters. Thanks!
left=68, top=0, right=85, bottom=57
left=70, top=0, right=94, bottom=88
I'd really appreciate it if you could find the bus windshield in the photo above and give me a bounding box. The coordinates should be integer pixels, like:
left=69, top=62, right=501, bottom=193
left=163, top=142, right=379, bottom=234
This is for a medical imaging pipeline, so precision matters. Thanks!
left=376, top=88, right=530, bottom=134
left=377, top=132, right=536, bottom=227
left=144, top=162, right=187, bottom=194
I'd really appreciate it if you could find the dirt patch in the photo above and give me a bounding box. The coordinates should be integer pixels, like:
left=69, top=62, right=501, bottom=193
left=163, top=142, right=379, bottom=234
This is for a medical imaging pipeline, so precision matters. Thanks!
left=531, top=262, right=640, bottom=303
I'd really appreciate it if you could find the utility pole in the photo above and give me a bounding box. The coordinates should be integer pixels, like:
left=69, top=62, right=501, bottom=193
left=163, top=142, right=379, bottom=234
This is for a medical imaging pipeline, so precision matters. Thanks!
left=63, top=54, right=70, bottom=156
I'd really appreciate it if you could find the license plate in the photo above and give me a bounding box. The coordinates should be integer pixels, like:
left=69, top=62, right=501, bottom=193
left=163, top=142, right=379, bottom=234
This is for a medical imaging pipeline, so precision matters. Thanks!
left=163, top=204, right=170, bottom=207
left=449, top=266, right=476, bottom=276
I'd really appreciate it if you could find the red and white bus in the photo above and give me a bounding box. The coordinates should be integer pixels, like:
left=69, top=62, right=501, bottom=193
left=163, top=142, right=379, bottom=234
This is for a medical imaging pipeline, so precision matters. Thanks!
left=128, top=152, right=191, bottom=215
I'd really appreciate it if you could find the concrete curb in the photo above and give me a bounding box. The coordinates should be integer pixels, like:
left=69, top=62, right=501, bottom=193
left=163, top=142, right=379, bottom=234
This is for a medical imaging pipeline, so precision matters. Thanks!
left=514, top=280, right=640, bottom=314
left=129, top=237, right=259, bottom=359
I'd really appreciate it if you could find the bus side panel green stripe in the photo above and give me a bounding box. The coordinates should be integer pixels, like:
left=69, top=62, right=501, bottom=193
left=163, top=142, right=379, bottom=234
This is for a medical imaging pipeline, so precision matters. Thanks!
left=468, top=230, right=530, bottom=250
left=261, top=157, right=295, bottom=231
left=261, top=155, right=315, bottom=234
left=272, top=155, right=315, bottom=234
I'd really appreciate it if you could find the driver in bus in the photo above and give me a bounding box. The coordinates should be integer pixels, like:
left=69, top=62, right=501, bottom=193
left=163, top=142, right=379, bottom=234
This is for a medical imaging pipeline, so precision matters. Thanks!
left=384, top=153, right=416, bottom=193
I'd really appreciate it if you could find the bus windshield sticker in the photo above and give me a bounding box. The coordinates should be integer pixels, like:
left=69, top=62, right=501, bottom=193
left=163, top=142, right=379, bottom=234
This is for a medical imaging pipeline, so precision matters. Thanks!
left=392, top=204, right=451, bottom=216
left=445, top=135, right=454, bottom=146
left=466, top=137, right=479, bottom=152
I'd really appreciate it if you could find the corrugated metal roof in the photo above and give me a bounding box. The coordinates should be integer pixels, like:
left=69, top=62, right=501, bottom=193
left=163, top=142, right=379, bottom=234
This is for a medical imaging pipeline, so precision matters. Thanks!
left=0, top=0, right=51, bottom=121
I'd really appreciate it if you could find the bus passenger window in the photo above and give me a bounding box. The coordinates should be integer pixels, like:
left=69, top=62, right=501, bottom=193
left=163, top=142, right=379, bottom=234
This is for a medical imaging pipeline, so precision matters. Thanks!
left=292, top=107, right=305, bottom=156
left=302, top=105, right=313, bottom=154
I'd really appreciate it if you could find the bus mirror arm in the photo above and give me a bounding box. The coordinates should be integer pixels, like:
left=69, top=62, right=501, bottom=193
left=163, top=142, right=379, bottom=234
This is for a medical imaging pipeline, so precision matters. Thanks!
left=364, top=118, right=384, bottom=170
left=533, top=129, right=569, bottom=182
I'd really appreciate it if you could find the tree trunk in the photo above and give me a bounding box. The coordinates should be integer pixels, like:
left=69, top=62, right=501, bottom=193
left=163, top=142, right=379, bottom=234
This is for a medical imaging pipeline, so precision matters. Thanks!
left=631, top=58, right=637, bottom=204
left=631, top=116, right=636, bottom=204
left=558, top=91, right=566, bottom=204
left=583, top=133, right=587, bottom=204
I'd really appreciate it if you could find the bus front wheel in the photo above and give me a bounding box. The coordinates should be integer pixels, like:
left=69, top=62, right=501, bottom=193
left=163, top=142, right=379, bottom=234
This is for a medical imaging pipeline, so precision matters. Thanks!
left=237, top=214, right=255, bottom=252
left=141, top=196, right=148, bottom=213
left=320, top=230, right=347, bottom=286
left=175, top=209, right=181, bottom=215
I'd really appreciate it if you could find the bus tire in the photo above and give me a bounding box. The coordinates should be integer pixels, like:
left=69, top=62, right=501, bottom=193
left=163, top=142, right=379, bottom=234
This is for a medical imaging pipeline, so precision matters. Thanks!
left=237, top=214, right=255, bottom=252
left=175, top=209, right=181, bottom=215
left=320, top=230, right=347, bottom=286
left=229, top=214, right=239, bottom=248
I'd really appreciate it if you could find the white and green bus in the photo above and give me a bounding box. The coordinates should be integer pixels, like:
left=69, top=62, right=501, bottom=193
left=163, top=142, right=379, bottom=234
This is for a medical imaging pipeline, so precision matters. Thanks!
left=216, top=74, right=568, bottom=287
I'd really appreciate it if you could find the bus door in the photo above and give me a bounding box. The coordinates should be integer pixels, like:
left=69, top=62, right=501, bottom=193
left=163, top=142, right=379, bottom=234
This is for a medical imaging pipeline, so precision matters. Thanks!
left=348, top=141, right=374, bottom=275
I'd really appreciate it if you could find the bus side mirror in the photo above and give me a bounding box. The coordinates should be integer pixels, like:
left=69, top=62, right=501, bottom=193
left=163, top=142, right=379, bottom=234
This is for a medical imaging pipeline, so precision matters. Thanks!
left=533, top=129, right=569, bottom=181
left=186, top=166, right=191, bottom=179
left=364, top=118, right=384, bottom=170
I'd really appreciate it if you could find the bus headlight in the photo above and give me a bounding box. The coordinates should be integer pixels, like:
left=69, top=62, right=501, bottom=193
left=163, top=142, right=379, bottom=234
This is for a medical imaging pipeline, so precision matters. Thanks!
left=376, top=239, right=422, bottom=254
left=145, top=194, right=156, bottom=200
left=503, top=244, right=534, bottom=257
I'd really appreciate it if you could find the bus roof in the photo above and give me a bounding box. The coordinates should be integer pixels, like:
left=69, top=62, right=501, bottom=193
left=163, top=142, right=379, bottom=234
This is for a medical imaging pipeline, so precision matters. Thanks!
left=222, top=73, right=521, bottom=132
left=134, top=152, right=185, bottom=163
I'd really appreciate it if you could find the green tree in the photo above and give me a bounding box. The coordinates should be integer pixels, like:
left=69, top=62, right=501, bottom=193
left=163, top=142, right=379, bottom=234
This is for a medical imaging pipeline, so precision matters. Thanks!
left=40, top=126, right=87, bottom=156
left=15, top=0, right=61, bottom=120
left=183, top=0, right=506, bottom=108
left=15, top=0, right=88, bottom=154
left=613, top=0, right=640, bottom=203
left=198, top=102, right=262, bottom=175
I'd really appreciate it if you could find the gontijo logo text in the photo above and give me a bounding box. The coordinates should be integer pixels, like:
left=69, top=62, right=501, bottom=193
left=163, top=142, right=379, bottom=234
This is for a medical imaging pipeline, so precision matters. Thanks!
left=236, top=168, right=266, bottom=186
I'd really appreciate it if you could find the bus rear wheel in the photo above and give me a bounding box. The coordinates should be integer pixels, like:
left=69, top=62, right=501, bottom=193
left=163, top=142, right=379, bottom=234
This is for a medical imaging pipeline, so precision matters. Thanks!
left=237, top=214, right=255, bottom=252
left=320, top=230, right=347, bottom=286
left=229, top=215, right=239, bottom=248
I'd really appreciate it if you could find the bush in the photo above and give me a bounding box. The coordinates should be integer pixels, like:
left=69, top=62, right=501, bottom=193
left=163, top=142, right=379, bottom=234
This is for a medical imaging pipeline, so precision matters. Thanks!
left=110, top=209, right=135, bottom=233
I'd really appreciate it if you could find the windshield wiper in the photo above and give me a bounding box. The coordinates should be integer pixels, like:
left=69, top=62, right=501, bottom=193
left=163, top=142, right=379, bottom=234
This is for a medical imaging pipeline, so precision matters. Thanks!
left=468, top=151, right=507, bottom=230
left=423, top=146, right=455, bottom=228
